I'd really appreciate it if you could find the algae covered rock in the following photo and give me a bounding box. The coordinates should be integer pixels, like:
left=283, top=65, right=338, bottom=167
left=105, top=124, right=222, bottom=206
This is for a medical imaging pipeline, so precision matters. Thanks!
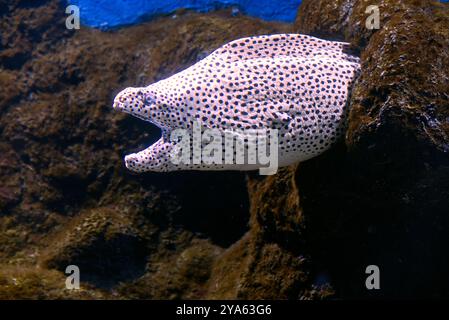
left=0, top=143, right=22, bottom=211
left=118, top=239, right=222, bottom=299
left=0, top=266, right=106, bottom=299
left=290, top=0, right=449, bottom=297
left=41, top=207, right=149, bottom=288
left=206, top=167, right=332, bottom=300
left=0, top=0, right=292, bottom=299
left=294, top=0, right=443, bottom=48
left=206, top=0, right=449, bottom=299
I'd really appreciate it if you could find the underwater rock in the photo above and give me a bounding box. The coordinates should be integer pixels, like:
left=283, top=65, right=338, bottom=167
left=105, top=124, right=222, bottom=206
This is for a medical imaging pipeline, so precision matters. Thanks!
left=201, top=0, right=449, bottom=299
left=0, top=1, right=70, bottom=71
left=41, top=207, right=149, bottom=288
left=118, top=239, right=222, bottom=299
left=294, top=0, right=444, bottom=48
left=69, top=0, right=303, bottom=28
left=0, top=266, right=107, bottom=299
left=207, top=167, right=333, bottom=299
left=0, top=144, right=22, bottom=211
left=289, top=0, right=449, bottom=297
left=0, top=0, right=295, bottom=299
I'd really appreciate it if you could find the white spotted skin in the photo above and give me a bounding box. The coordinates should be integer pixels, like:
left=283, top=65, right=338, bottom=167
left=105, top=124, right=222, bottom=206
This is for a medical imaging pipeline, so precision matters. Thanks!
left=113, top=34, right=361, bottom=173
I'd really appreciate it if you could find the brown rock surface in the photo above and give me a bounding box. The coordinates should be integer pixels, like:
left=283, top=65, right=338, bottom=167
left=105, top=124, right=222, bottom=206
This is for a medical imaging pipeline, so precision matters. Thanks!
left=1, top=0, right=306, bottom=299
left=291, top=0, right=449, bottom=298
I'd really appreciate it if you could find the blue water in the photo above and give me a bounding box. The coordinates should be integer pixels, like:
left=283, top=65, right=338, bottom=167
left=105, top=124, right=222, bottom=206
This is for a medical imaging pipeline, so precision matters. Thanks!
left=67, top=0, right=449, bottom=29
left=66, top=0, right=302, bottom=29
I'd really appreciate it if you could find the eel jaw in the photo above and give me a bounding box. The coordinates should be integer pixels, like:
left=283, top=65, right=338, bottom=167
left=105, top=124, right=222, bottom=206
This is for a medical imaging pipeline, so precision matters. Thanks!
left=124, top=153, right=141, bottom=172
left=123, top=137, right=175, bottom=173
left=113, top=87, right=174, bottom=173
left=112, top=87, right=151, bottom=120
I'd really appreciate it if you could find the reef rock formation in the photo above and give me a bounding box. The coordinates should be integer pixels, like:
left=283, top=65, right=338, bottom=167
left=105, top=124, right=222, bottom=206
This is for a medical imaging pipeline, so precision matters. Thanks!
left=290, top=0, right=449, bottom=297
